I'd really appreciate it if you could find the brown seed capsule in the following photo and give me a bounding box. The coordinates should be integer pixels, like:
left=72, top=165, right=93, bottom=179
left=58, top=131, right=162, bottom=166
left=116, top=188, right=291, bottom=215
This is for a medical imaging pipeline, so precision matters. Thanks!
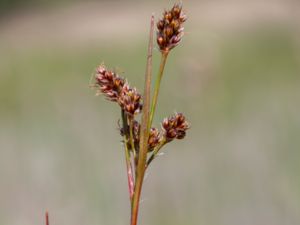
left=172, top=6, right=181, bottom=18
left=157, top=3, right=186, bottom=52
left=165, top=12, right=172, bottom=22
left=95, top=64, right=125, bottom=102
left=119, top=119, right=140, bottom=151
left=165, top=26, right=174, bottom=37
left=162, top=112, right=189, bottom=142
left=132, top=120, right=141, bottom=150
left=119, top=120, right=161, bottom=152
left=157, top=20, right=165, bottom=30
left=148, top=128, right=161, bottom=151
left=118, top=84, right=142, bottom=116
left=171, top=20, right=180, bottom=30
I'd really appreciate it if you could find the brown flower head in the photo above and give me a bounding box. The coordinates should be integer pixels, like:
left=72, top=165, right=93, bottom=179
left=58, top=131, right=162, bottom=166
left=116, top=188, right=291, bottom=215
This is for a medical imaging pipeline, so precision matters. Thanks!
left=162, top=112, right=189, bottom=142
left=118, top=84, right=142, bottom=116
left=157, top=3, right=187, bottom=52
left=148, top=127, right=161, bottom=151
left=119, top=119, right=140, bottom=150
left=95, top=64, right=125, bottom=102
left=119, top=121, right=161, bottom=152
left=132, top=120, right=140, bottom=149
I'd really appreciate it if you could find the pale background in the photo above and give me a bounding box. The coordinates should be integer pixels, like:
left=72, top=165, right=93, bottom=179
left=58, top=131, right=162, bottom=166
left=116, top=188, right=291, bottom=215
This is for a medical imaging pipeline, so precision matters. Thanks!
left=1, top=0, right=300, bottom=225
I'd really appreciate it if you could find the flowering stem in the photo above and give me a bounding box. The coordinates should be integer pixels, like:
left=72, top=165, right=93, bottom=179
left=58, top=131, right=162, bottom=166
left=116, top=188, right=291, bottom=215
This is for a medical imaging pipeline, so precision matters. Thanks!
left=130, top=14, right=154, bottom=225
left=124, top=135, right=134, bottom=201
left=149, top=51, right=169, bottom=127
left=122, top=110, right=134, bottom=202
left=146, top=138, right=166, bottom=168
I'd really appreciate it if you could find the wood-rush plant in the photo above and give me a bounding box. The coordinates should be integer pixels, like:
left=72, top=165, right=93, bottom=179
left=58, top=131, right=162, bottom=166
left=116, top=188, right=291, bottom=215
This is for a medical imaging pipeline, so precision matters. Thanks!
left=93, top=3, right=189, bottom=225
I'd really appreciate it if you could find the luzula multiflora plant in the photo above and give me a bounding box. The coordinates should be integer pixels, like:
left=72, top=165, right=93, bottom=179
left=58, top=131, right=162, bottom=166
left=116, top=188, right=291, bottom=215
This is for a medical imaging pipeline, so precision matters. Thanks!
left=93, top=3, right=189, bottom=225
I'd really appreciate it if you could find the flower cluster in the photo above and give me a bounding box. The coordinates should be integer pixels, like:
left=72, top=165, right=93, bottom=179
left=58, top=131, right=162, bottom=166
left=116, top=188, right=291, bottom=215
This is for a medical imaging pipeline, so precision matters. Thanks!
left=162, top=112, right=189, bottom=142
left=120, top=120, right=161, bottom=152
left=119, top=84, right=142, bottom=116
left=95, top=65, right=125, bottom=102
left=148, top=128, right=161, bottom=151
left=157, top=3, right=187, bottom=52
left=94, top=4, right=189, bottom=173
left=95, top=65, right=142, bottom=116
left=95, top=64, right=189, bottom=155
left=92, top=3, right=190, bottom=225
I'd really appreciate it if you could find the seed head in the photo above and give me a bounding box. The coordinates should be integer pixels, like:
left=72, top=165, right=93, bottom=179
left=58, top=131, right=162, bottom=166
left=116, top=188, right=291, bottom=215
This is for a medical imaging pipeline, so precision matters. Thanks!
left=120, top=121, right=161, bottom=152
left=119, top=119, right=140, bottom=151
left=95, top=64, right=125, bottom=102
left=118, top=84, right=142, bottom=116
left=131, top=120, right=141, bottom=151
left=148, top=127, right=161, bottom=151
left=162, top=112, right=189, bottom=142
left=132, top=120, right=140, bottom=148
left=157, top=3, right=187, bottom=52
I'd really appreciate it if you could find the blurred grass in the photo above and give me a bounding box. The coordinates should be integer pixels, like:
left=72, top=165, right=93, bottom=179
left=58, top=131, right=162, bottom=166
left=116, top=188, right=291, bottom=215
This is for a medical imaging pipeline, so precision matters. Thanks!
left=0, top=11, right=300, bottom=225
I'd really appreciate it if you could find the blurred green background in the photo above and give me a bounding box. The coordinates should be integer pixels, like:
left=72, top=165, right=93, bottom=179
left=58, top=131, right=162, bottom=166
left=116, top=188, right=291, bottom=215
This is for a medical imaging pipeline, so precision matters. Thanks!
left=1, top=0, right=300, bottom=225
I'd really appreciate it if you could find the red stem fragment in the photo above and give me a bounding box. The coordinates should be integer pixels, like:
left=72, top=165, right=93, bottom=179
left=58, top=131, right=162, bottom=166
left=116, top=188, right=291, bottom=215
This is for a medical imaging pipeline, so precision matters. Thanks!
left=45, top=211, right=49, bottom=225
left=126, top=158, right=135, bottom=200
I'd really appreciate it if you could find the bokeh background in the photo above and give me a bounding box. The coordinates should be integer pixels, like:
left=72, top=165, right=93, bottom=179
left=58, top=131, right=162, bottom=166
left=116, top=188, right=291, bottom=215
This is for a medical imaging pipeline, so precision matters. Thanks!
left=1, top=0, right=300, bottom=225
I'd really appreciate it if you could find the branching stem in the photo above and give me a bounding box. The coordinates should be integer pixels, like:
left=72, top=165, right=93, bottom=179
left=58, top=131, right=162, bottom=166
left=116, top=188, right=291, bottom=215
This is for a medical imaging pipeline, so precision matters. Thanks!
left=130, top=14, right=154, bottom=225
left=149, top=51, right=169, bottom=127
left=146, top=139, right=166, bottom=168
left=124, top=135, right=135, bottom=202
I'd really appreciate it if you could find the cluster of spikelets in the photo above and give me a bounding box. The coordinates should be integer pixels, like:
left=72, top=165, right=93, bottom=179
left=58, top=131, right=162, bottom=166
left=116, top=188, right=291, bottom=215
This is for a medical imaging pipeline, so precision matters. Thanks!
left=157, top=3, right=187, bottom=52
left=92, top=3, right=189, bottom=225
left=93, top=2, right=189, bottom=167
left=95, top=64, right=189, bottom=154
left=95, top=65, right=141, bottom=116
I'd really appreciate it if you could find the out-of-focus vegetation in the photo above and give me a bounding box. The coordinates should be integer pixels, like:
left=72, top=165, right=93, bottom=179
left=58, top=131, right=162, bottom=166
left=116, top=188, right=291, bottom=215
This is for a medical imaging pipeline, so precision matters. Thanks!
left=0, top=1, right=300, bottom=225
left=0, top=0, right=67, bottom=15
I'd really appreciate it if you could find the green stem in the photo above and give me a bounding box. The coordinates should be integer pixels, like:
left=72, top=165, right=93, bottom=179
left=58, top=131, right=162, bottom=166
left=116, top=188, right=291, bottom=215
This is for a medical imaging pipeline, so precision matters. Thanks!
left=149, top=51, right=169, bottom=128
left=124, top=135, right=135, bottom=201
left=146, top=139, right=166, bottom=168
left=131, top=14, right=154, bottom=225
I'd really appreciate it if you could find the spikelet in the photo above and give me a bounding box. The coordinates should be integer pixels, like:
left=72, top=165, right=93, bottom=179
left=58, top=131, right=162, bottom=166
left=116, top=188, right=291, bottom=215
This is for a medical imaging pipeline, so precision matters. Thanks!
left=157, top=3, right=187, bottom=52
left=120, top=121, right=161, bottom=152
left=148, top=127, right=161, bottom=151
left=162, top=112, right=189, bottom=142
left=118, top=84, right=142, bottom=116
left=95, top=64, right=125, bottom=102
